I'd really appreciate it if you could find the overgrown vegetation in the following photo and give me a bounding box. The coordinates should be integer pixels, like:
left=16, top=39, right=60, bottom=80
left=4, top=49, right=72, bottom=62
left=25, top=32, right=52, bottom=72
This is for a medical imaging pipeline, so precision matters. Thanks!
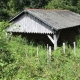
left=0, top=0, right=80, bottom=79
left=0, top=22, right=80, bottom=80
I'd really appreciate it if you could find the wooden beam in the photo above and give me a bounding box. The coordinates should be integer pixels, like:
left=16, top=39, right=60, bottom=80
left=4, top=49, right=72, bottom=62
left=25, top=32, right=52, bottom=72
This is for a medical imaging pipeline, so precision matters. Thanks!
left=47, top=35, right=54, bottom=44
left=47, top=31, right=60, bottom=50
left=47, top=34, right=57, bottom=50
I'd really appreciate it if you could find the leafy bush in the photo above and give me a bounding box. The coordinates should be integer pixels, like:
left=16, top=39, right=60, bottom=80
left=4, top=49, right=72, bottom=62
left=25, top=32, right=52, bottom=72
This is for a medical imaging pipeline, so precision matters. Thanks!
left=0, top=22, right=80, bottom=80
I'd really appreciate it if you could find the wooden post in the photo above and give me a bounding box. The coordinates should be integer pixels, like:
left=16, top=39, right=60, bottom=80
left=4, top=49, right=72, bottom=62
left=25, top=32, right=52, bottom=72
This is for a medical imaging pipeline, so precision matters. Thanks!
left=73, top=42, right=76, bottom=55
left=63, top=43, right=65, bottom=54
left=47, top=44, right=49, bottom=65
left=47, top=33, right=58, bottom=50
left=47, top=46, right=51, bottom=66
left=53, top=34, right=57, bottom=50
left=47, top=44, right=48, bottom=59
left=49, top=46, right=51, bottom=62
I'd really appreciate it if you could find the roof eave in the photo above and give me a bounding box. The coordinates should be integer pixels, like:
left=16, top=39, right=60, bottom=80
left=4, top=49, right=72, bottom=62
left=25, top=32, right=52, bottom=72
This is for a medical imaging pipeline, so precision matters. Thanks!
left=9, top=10, right=26, bottom=22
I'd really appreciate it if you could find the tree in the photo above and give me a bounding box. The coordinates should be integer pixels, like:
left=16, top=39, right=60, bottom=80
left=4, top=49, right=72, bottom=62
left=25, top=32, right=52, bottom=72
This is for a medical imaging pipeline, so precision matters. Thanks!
left=30, top=0, right=49, bottom=8
left=0, top=0, right=80, bottom=21
left=0, top=0, right=9, bottom=21
left=77, top=0, right=80, bottom=13
left=45, top=0, right=78, bottom=13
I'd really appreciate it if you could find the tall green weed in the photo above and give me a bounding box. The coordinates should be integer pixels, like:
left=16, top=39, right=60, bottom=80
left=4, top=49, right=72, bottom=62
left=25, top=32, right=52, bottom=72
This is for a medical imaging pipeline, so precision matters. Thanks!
left=0, top=22, right=80, bottom=80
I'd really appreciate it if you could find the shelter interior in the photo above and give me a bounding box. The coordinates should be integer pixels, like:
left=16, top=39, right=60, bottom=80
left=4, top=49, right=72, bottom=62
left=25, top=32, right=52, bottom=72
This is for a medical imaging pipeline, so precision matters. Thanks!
left=58, top=26, right=80, bottom=46
left=12, top=26, right=80, bottom=47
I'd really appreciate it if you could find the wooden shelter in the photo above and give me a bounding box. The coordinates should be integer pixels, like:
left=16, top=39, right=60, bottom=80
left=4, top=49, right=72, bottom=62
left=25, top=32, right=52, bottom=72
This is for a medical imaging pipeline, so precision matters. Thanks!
left=7, top=9, right=80, bottom=50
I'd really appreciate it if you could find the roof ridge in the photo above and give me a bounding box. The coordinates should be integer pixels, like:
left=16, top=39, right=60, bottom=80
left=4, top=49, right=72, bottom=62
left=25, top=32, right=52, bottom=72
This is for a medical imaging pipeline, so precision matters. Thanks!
left=24, top=8, right=69, bottom=11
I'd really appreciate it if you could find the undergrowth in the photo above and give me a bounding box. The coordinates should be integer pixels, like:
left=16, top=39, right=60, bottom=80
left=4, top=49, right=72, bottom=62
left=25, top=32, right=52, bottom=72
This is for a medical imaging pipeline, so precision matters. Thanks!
left=0, top=22, right=80, bottom=80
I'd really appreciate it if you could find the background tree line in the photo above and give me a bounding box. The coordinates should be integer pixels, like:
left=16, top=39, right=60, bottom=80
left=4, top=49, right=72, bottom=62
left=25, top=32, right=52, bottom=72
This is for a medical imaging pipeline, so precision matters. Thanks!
left=0, top=0, right=80, bottom=21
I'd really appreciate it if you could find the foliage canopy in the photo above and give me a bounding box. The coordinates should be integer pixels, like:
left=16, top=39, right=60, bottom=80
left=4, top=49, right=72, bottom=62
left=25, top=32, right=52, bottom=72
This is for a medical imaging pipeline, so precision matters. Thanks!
left=0, top=0, right=80, bottom=21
